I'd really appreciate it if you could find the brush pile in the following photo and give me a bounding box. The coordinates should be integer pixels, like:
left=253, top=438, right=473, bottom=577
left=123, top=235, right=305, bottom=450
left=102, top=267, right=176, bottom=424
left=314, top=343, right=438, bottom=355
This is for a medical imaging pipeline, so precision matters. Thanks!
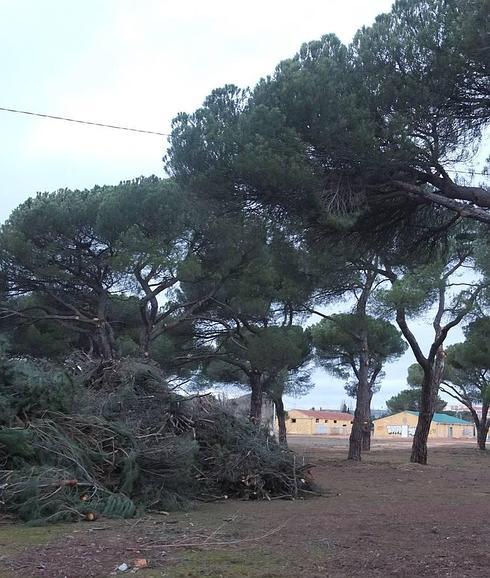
left=195, top=410, right=312, bottom=500
left=0, top=356, right=315, bottom=524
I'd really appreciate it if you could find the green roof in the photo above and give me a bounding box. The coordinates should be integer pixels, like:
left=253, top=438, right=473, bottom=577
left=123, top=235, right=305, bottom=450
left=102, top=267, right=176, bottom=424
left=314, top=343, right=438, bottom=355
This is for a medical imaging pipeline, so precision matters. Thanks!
left=406, top=411, right=472, bottom=425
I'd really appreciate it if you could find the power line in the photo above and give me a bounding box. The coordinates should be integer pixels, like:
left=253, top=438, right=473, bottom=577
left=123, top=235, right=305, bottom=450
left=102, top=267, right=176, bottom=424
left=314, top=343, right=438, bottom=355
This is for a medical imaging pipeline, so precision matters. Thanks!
left=0, top=105, right=488, bottom=178
left=447, top=168, right=488, bottom=177
left=0, top=106, right=170, bottom=136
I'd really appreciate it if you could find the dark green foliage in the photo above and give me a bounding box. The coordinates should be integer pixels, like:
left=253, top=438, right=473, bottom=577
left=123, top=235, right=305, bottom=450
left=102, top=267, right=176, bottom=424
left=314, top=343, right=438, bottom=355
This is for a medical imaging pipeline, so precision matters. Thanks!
left=2, top=467, right=136, bottom=525
left=228, top=326, right=311, bottom=376
left=3, top=0, right=487, bottom=486
left=9, top=321, right=77, bottom=359
left=0, top=177, right=226, bottom=363
left=0, top=357, right=75, bottom=426
left=0, top=429, right=35, bottom=460
left=312, top=313, right=407, bottom=390
left=442, top=318, right=490, bottom=443
left=167, top=0, right=490, bottom=241
left=445, top=318, right=490, bottom=393
left=386, top=380, right=447, bottom=414
left=0, top=358, right=313, bottom=524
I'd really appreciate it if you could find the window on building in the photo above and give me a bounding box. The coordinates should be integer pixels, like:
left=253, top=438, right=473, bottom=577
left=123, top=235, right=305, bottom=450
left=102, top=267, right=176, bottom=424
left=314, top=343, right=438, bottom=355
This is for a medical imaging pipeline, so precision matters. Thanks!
left=333, top=420, right=337, bottom=423
left=342, top=424, right=347, bottom=427
left=315, top=418, right=319, bottom=423
left=324, top=420, right=328, bottom=423
left=291, top=418, right=296, bottom=423
left=350, top=421, right=354, bottom=424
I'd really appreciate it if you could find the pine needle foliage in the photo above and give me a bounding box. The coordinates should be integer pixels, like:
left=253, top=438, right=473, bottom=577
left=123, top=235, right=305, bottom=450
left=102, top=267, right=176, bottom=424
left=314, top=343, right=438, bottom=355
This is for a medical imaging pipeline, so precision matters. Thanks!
left=0, top=357, right=314, bottom=524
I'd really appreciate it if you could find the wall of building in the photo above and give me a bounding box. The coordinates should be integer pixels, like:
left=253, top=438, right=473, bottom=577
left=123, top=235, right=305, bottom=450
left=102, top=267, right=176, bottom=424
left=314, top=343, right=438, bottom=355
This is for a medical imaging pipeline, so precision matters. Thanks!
left=373, top=412, right=474, bottom=439
left=373, top=412, right=421, bottom=439
left=432, top=422, right=475, bottom=439
left=223, top=394, right=274, bottom=425
left=286, top=410, right=353, bottom=436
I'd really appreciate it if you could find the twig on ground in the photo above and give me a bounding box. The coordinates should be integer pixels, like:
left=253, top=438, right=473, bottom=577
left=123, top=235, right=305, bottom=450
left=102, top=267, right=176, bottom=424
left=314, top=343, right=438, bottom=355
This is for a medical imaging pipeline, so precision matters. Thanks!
left=128, top=519, right=290, bottom=550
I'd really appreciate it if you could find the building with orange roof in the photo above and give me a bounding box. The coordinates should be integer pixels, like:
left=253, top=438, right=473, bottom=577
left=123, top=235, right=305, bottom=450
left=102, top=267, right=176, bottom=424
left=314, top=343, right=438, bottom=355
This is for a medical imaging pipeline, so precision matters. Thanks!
left=286, top=409, right=354, bottom=436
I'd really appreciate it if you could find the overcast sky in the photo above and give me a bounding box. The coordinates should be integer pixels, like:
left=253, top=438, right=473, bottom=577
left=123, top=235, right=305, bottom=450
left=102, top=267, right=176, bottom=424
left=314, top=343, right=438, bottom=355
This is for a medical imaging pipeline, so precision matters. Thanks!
left=0, top=0, right=486, bottom=410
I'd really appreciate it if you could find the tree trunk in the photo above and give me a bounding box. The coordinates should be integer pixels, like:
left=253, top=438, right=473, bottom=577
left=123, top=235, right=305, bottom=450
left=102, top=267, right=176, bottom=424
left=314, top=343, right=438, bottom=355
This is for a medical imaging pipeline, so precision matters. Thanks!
left=273, top=396, right=287, bottom=446
left=411, top=344, right=446, bottom=464
left=348, top=404, right=365, bottom=461
left=410, top=410, right=432, bottom=464
left=361, top=390, right=374, bottom=451
left=477, top=425, right=488, bottom=450
left=94, top=322, right=115, bottom=360
left=476, top=404, right=489, bottom=450
left=93, top=294, right=116, bottom=360
left=249, top=371, right=263, bottom=424
left=349, top=391, right=371, bottom=459
left=140, top=327, right=151, bottom=358
left=362, top=420, right=371, bottom=451
left=361, top=431, right=370, bottom=451
left=348, top=270, right=378, bottom=460
left=348, top=334, right=370, bottom=461
left=410, top=370, right=436, bottom=464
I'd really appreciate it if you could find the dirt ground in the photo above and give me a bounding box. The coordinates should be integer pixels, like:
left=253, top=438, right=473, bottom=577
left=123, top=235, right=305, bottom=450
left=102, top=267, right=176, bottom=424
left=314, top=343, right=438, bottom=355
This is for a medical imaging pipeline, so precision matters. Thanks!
left=0, top=438, right=488, bottom=578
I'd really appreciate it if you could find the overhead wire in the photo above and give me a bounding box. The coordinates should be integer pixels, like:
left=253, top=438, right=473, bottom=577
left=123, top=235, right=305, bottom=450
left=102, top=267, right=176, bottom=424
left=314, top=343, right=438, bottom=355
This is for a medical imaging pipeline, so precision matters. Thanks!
left=0, top=106, right=170, bottom=136
left=0, top=105, right=488, bottom=178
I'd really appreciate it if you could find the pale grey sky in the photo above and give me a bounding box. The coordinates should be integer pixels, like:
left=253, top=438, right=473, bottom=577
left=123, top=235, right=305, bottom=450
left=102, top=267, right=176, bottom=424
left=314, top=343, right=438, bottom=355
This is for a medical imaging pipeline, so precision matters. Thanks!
left=0, top=0, right=395, bottom=222
left=0, top=0, right=486, bottom=409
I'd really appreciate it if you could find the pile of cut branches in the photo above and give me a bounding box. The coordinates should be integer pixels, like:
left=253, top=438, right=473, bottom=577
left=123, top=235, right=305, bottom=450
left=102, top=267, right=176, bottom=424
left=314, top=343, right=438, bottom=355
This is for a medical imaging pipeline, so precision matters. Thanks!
left=0, top=357, right=315, bottom=524
left=194, top=407, right=315, bottom=500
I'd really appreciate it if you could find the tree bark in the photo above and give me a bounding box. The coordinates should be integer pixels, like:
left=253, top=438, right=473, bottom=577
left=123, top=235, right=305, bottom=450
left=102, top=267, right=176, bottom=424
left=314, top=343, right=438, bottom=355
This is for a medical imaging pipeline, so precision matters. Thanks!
left=249, top=371, right=263, bottom=424
left=92, top=294, right=116, bottom=360
left=410, top=369, right=437, bottom=464
left=391, top=180, right=490, bottom=225
left=348, top=333, right=370, bottom=461
left=361, top=430, right=370, bottom=451
left=476, top=425, right=488, bottom=450
left=348, top=269, right=377, bottom=461
left=94, top=322, right=116, bottom=360
left=273, top=396, right=287, bottom=445
left=141, top=329, right=151, bottom=358
left=361, top=407, right=372, bottom=452
left=476, top=404, right=489, bottom=450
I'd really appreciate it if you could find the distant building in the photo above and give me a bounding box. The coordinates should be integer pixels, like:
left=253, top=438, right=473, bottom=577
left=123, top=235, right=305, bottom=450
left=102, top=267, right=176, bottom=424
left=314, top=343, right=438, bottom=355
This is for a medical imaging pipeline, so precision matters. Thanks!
left=222, top=393, right=274, bottom=426
left=286, top=409, right=353, bottom=436
left=373, top=411, right=475, bottom=439
left=447, top=403, right=485, bottom=418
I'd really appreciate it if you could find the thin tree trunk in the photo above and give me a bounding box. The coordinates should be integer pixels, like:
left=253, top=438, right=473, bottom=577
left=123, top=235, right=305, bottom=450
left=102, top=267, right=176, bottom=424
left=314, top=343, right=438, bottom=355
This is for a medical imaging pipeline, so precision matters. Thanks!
left=361, top=390, right=374, bottom=451
left=348, top=403, right=366, bottom=461
left=477, top=404, right=489, bottom=450
left=410, top=371, right=435, bottom=464
left=138, top=295, right=153, bottom=357
left=95, top=323, right=114, bottom=360
left=410, top=411, right=433, bottom=464
left=134, top=265, right=169, bottom=358
left=93, top=294, right=116, bottom=360
left=477, top=425, right=488, bottom=450
left=140, top=326, right=152, bottom=358
left=362, top=393, right=372, bottom=452
left=348, top=269, right=377, bottom=461
left=411, top=344, right=445, bottom=464
left=361, top=430, right=370, bottom=451
left=273, top=396, right=287, bottom=445
left=249, top=371, right=263, bottom=424
left=348, top=334, right=370, bottom=461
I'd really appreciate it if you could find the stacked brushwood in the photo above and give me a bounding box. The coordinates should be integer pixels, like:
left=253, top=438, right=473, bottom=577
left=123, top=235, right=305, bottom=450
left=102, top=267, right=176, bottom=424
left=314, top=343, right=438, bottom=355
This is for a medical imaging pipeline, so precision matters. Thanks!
left=0, top=356, right=315, bottom=525
left=194, top=409, right=313, bottom=500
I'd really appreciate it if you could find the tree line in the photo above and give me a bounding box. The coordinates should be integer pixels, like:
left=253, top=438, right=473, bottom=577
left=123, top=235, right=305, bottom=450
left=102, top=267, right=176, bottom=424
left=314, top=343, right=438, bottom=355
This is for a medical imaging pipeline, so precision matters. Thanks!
left=1, top=0, right=489, bottom=462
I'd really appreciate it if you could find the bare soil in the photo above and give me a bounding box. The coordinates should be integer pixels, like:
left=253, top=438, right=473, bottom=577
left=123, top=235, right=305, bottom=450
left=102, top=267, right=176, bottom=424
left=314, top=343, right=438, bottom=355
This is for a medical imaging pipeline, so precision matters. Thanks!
left=0, top=439, right=488, bottom=578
